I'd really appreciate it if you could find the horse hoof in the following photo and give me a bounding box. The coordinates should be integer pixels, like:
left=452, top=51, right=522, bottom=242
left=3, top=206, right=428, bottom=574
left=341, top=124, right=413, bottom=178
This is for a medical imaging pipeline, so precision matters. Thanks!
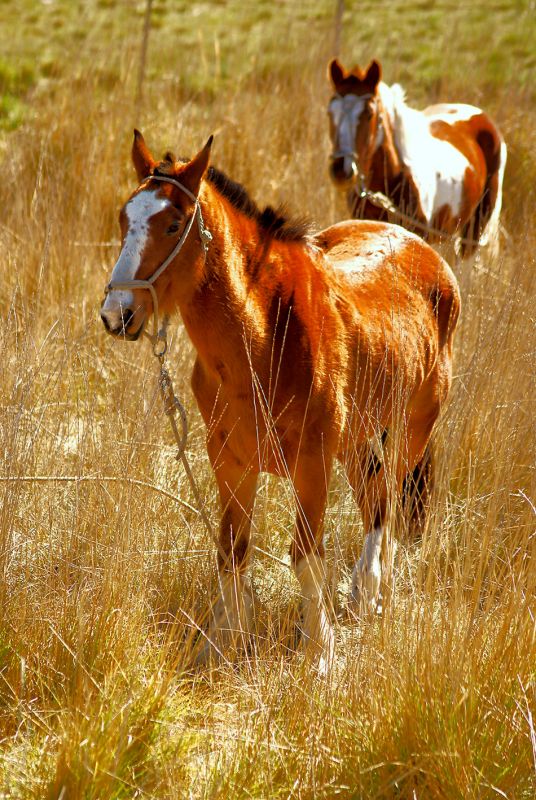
left=191, top=634, right=223, bottom=669
left=348, top=584, right=383, bottom=618
left=349, top=558, right=382, bottom=618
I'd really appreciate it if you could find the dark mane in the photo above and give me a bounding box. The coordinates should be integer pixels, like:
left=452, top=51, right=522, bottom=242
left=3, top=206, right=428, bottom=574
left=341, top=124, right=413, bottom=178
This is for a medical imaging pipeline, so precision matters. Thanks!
left=152, top=159, right=311, bottom=242
left=206, top=166, right=311, bottom=242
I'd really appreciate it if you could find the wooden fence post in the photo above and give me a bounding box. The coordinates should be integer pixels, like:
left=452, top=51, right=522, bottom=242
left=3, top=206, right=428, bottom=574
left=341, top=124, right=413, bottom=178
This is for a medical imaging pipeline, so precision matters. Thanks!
left=135, top=0, right=154, bottom=121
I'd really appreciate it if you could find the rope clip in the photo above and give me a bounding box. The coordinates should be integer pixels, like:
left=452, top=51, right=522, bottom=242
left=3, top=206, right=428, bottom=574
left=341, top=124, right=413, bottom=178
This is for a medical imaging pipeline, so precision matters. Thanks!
left=153, top=335, right=167, bottom=359
left=200, top=226, right=213, bottom=252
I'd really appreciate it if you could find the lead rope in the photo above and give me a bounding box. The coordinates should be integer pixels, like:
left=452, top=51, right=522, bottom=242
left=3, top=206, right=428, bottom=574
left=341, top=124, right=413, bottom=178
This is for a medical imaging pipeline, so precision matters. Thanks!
left=104, top=173, right=227, bottom=562
left=152, top=326, right=231, bottom=565
left=352, top=186, right=484, bottom=248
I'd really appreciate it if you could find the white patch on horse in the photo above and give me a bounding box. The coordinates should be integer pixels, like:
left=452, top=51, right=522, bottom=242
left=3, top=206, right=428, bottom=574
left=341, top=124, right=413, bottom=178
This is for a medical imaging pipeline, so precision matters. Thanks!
left=330, top=94, right=370, bottom=174
left=382, top=84, right=474, bottom=222
left=350, top=526, right=383, bottom=615
left=295, top=553, right=335, bottom=673
left=102, top=190, right=170, bottom=326
left=424, top=103, right=483, bottom=123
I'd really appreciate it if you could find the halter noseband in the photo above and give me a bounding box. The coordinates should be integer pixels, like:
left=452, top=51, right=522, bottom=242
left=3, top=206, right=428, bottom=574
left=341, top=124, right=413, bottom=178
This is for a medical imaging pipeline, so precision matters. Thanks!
left=105, top=174, right=213, bottom=354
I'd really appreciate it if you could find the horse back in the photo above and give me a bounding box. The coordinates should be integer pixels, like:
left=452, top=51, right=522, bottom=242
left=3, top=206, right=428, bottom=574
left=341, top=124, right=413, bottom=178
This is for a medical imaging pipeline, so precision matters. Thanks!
left=422, top=105, right=505, bottom=250
left=427, top=105, right=503, bottom=170
left=315, top=219, right=455, bottom=287
left=314, top=219, right=460, bottom=357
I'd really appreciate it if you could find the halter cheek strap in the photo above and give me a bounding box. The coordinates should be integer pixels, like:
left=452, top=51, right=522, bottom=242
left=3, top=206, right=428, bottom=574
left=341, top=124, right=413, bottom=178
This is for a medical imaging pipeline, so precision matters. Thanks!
left=105, top=174, right=213, bottom=354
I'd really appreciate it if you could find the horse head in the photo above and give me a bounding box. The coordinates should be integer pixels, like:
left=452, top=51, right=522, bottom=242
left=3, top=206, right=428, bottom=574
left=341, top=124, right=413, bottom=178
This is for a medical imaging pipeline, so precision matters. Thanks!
left=327, top=58, right=382, bottom=192
left=100, top=131, right=213, bottom=341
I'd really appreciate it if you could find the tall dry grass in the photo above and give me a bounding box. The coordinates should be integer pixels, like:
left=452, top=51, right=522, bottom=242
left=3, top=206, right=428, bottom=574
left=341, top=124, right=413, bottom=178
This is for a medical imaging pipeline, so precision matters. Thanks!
left=0, top=27, right=535, bottom=800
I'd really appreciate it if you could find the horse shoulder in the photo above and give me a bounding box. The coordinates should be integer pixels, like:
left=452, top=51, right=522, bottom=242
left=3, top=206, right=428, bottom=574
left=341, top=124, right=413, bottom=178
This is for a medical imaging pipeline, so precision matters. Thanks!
left=191, top=357, right=221, bottom=422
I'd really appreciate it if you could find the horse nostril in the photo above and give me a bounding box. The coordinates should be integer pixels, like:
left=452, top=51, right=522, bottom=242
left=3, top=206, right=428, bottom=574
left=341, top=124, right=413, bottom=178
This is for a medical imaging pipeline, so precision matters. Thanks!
left=100, top=307, right=135, bottom=336
left=100, top=310, right=112, bottom=332
left=330, top=157, right=356, bottom=184
left=330, top=158, right=346, bottom=181
left=121, top=308, right=134, bottom=330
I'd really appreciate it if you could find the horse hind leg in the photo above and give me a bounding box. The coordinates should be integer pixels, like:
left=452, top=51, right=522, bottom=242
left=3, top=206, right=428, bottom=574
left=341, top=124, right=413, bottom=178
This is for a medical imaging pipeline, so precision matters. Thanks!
left=461, top=130, right=505, bottom=258
left=345, top=443, right=390, bottom=617
left=342, top=436, right=388, bottom=617
left=348, top=411, right=438, bottom=616
left=401, top=442, right=434, bottom=538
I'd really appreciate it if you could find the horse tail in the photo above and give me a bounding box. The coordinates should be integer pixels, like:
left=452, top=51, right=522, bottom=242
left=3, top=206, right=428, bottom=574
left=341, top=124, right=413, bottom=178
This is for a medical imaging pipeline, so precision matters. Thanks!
left=402, top=443, right=434, bottom=537
left=431, top=271, right=461, bottom=355
left=478, top=137, right=507, bottom=256
left=463, top=126, right=507, bottom=256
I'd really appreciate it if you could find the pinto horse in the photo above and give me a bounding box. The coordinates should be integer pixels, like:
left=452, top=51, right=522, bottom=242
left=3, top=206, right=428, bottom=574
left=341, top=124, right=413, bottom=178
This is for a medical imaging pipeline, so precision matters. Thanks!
left=327, top=58, right=507, bottom=257
left=101, top=131, right=460, bottom=671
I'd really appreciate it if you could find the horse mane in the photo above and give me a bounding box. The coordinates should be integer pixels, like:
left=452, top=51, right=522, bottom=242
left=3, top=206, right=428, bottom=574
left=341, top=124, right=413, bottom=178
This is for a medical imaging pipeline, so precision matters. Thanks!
left=378, top=82, right=421, bottom=173
left=378, top=81, right=406, bottom=120
left=206, top=166, right=311, bottom=242
left=152, top=159, right=310, bottom=243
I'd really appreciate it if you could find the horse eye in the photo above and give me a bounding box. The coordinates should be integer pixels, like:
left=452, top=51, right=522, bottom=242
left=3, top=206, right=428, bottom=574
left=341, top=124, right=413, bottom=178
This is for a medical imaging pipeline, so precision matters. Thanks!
left=166, top=221, right=180, bottom=235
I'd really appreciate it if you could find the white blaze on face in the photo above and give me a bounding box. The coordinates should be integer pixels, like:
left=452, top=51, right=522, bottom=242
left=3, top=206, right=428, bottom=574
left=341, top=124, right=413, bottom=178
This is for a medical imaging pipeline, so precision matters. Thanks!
left=101, top=189, right=171, bottom=329
left=329, top=94, right=371, bottom=175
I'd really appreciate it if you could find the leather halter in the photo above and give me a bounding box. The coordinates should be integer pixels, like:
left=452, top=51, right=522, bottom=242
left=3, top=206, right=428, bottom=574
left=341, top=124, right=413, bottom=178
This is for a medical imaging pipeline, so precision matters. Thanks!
left=104, top=174, right=212, bottom=353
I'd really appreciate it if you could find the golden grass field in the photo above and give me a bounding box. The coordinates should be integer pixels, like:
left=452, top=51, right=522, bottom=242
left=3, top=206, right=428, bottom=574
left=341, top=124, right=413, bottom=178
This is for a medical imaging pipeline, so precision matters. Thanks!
left=0, top=1, right=535, bottom=797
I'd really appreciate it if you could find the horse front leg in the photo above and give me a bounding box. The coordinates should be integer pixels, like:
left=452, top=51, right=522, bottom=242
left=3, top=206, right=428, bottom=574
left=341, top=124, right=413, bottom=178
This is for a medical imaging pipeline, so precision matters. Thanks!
left=290, top=457, right=335, bottom=674
left=196, top=456, right=258, bottom=665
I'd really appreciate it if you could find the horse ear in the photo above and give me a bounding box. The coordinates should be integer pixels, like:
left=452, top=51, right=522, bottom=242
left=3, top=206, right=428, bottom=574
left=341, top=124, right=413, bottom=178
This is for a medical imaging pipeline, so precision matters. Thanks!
left=179, top=135, right=213, bottom=196
left=132, top=129, right=156, bottom=181
left=328, top=58, right=345, bottom=89
left=364, top=59, right=382, bottom=90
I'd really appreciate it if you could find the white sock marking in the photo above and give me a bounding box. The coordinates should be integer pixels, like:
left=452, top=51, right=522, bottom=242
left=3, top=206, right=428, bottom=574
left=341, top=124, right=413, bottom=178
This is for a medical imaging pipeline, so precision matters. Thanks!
left=295, top=554, right=335, bottom=671
left=351, top=526, right=383, bottom=615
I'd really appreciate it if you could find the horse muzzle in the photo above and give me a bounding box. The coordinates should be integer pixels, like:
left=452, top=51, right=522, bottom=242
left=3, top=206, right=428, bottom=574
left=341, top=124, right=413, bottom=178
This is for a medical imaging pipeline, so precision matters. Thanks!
left=100, top=302, right=146, bottom=341
left=329, top=155, right=358, bottom=188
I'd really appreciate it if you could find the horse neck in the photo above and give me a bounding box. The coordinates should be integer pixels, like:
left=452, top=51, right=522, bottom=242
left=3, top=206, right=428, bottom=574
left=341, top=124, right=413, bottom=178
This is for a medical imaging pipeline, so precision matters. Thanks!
left=178, top=184, right=274, bottom=363
left=373, top=86, right=403, bottom=183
